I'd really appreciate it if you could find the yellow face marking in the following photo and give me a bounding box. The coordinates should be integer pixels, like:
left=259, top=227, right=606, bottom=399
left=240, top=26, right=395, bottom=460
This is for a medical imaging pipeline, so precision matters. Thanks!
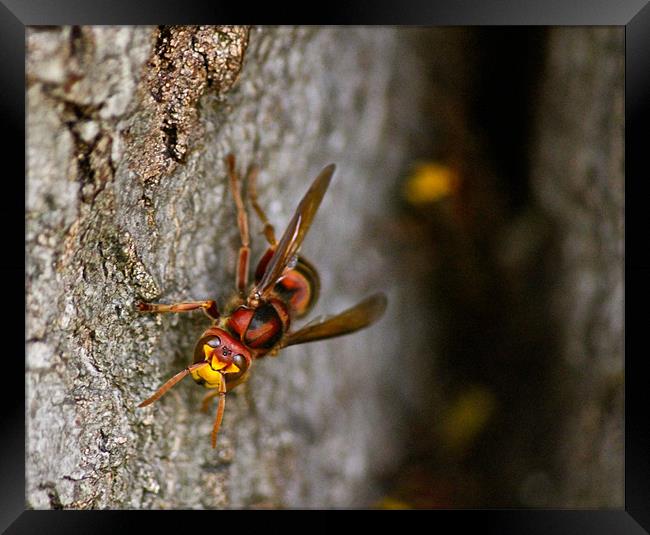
left=191, top=365, right=223, bottom=388
left=203, top=344, right=240, bottom=373
left=223, top=363, right=240, bottom=374
left=211, top=357, right=227, bottom=370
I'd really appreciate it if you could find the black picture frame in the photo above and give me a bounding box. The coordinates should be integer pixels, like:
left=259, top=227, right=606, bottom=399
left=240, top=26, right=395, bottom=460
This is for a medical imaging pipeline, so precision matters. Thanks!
left=9, top=1, right=648, bottom=532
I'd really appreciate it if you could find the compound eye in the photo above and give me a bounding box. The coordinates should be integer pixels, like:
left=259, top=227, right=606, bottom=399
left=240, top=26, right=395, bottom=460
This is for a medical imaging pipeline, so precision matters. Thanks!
left=233, top=354, right=247, bottom=371
left=206, top=336, right=221, bottom=348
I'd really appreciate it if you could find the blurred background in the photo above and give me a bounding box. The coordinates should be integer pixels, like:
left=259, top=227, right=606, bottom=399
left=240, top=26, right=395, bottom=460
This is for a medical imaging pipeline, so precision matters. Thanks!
left=376, top=27, right=623, bottom=508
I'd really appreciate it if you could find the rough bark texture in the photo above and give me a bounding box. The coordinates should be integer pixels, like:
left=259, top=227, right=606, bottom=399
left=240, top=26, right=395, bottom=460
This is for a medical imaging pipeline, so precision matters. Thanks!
left=531, top=28, right=624, bottom=507
left=26, top=26, right=430, bottom=508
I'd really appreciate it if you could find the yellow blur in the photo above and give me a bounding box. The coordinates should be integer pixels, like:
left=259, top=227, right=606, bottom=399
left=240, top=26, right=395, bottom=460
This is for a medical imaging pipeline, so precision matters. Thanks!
left=440, top=385, right=496, bottom=454
left=375, top=497, right=412, bottom=509
left=403, top=162, right=459, bottom=205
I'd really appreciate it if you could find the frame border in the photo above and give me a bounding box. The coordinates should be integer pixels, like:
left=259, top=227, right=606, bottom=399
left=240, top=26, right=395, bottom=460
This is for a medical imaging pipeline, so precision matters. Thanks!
left=10, top=0, right=647, bottom=532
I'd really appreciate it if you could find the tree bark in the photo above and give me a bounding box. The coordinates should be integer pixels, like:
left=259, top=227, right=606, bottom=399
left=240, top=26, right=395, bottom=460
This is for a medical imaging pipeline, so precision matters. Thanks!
left=27, top=26, right=431, bottom=508
left=530, top=27, right=624, bottom=507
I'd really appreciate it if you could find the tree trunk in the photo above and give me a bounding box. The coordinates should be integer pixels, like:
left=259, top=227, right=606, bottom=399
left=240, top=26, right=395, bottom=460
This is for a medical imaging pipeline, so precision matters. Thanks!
left=26, top=26, right=430, bottom=508
left=531, top=27, right=624, bottom=507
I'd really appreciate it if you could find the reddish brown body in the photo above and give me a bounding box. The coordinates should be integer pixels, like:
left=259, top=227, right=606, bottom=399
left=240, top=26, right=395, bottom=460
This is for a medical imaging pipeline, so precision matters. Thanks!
left=254, top=248, right=320, bottom=319
left=136, top=155, right=387, bottom=448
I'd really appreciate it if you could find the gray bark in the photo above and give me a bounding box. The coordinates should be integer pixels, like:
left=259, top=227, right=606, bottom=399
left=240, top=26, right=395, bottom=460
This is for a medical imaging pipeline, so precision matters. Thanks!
left=26, top=26, right=431, bottom=508
left=531, top=27, right=624, bottom=507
